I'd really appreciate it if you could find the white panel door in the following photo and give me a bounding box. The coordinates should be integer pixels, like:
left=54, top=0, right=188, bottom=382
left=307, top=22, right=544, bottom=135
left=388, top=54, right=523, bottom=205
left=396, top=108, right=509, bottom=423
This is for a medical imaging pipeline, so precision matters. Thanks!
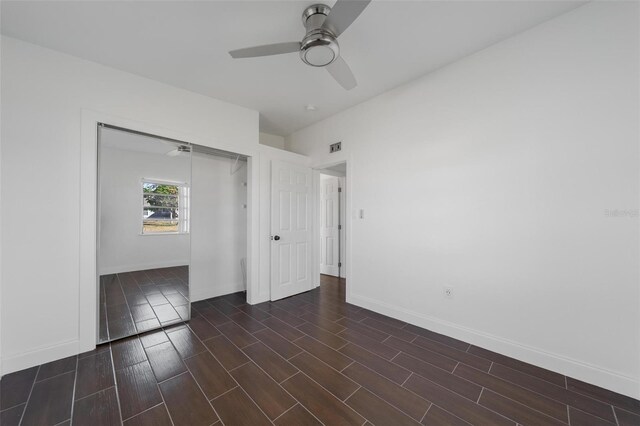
left=270, top=160, right=313, bottom=300
left=320, top=175, right=340, bottom=277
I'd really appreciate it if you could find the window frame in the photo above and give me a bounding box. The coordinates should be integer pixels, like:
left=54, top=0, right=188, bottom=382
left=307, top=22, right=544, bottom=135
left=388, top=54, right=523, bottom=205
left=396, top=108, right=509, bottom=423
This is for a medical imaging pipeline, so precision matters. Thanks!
left=140, top=178, right=190, bottom=236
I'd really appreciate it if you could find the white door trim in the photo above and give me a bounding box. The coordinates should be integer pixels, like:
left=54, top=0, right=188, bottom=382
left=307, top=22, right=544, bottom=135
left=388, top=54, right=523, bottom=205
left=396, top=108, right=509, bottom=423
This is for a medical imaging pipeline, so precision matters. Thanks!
left=80, top=109, right=260, bottom=353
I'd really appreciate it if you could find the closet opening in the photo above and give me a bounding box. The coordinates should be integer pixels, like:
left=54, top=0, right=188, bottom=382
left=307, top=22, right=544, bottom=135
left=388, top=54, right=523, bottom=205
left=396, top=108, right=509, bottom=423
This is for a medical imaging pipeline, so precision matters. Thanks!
left=96, top=123, right=248, bottom=343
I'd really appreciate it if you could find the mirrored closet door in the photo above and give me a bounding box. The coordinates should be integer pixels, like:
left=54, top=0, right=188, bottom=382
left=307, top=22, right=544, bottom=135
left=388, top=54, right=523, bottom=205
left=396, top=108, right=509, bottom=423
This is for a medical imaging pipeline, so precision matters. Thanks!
left=97, top=125, right=191, bottom=343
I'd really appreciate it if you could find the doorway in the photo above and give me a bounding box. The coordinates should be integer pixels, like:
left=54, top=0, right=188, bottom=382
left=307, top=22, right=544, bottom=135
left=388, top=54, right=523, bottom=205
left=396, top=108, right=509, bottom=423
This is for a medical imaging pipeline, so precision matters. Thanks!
left=317, top=162, right=347, bottom=284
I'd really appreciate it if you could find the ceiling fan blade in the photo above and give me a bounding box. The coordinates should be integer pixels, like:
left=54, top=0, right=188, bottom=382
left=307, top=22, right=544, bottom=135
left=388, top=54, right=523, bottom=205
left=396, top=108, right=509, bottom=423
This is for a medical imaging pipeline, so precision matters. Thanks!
left=229, top=41, right=300, bottom=58
left=322, top=0, right=371, bottom=37
left=326, top=56, right=357, bottom=90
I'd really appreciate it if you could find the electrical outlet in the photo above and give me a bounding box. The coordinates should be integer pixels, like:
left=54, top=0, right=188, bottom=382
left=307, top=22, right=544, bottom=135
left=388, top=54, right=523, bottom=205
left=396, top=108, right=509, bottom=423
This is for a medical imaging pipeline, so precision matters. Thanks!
left=444, top=286, right=453, bottom=299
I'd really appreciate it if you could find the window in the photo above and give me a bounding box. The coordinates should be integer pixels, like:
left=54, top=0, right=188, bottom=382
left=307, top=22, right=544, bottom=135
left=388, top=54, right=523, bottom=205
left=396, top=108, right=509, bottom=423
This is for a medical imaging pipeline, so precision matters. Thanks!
left=142, top=181, right=189, bottom=234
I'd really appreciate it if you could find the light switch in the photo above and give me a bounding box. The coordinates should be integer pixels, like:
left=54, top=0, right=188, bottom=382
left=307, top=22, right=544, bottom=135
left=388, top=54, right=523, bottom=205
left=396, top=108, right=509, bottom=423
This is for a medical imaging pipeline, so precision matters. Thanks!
left=359, top=209, right=364, bottom=219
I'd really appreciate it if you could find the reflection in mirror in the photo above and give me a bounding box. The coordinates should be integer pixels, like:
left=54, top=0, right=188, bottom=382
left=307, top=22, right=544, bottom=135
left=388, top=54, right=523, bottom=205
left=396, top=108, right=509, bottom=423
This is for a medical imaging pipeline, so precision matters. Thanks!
left=97, top=125, right=191, bottom=343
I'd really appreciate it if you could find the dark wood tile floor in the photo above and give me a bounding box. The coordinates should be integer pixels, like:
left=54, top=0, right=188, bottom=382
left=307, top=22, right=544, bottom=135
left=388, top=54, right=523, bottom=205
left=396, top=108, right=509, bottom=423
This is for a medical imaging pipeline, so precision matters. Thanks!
left=2, top=275, right=639, bottom=425
left=99, top=266, right=190, bottom=342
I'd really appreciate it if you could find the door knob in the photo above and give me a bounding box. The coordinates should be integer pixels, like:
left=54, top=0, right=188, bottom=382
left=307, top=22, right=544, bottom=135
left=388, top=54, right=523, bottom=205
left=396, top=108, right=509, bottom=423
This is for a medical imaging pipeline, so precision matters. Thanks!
left=273, top=235, right=280, bottom=241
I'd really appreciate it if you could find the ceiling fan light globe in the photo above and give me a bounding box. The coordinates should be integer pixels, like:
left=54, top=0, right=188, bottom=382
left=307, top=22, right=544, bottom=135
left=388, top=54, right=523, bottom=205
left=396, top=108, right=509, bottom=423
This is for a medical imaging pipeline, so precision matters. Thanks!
left=300, top=31, right=339, bottom=67
left=304, top=45, right=335, bottom=67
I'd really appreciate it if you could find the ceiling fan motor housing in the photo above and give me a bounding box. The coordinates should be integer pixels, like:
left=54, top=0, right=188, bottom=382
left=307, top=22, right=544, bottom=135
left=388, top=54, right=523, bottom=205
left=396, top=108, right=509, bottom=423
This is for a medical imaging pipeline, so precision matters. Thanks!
left=300, top=4, right=339, bottom=67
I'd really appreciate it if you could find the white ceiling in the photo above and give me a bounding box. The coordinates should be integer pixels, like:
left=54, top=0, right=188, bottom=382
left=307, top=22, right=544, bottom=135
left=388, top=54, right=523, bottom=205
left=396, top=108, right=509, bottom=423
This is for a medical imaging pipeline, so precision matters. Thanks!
left=1, top=1, right=584, bottom=136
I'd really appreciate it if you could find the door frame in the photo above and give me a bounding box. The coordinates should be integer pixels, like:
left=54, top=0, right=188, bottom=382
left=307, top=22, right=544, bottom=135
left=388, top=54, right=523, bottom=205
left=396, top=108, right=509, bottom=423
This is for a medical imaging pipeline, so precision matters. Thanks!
left=312, top=159, right=352, bottom=292
left=318, top=173, right=344, bottom=278
left=79, top=110, right=260, bottom=353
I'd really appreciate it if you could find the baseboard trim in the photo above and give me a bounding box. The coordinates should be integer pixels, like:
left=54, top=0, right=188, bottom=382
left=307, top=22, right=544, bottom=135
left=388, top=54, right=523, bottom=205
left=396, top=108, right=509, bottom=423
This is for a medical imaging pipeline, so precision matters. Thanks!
left=348, top=293, right=639, bottom=399
left=191, top=283, right=246, bottom=302
left=1, top=339, right=79, bottom=376
left=99, top=260, right=189, bottom=275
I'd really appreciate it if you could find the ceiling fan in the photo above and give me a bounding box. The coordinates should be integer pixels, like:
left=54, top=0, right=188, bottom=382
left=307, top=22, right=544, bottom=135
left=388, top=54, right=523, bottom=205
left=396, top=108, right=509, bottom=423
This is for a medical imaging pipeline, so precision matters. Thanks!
left=228, top=0, right=371, bottom=91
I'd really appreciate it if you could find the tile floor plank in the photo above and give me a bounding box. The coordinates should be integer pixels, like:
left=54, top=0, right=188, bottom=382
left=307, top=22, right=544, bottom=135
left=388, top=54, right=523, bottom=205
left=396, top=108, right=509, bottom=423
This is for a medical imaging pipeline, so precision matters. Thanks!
left=261, top=316, right=305, bottom=341
left=241, top=342, right=298, bottom=383
left=468, top=345, right=566, bottom=387
left=0, top=403, right=25, bottom=426
left=144, top=341, right=187, bottom=383
left=343, top=362, right=431, bottom=421
left=112, top=337, right=147, bottom=370
left=567, top=377, right=640, bottom=416
left=0, top=366, right=38, bottom=410
left=273, top=404, right=322, bottom=426
left=281, top=373, right=365, bottom=426
left=197, top=306, right=232, bottom=327
left=264, top=305, right=308, bottom=326
left=337, top=317, right=389, bottom=341
left=361, top=317, right=418, bottom=342
left=404, top=374, right=515, bottom=426
left=228, top=311, right=267, bottom=333
left=403, top=324, right=470, bottom=352
left=478, top=389, right=566, bottom=426
left=568, top=407, right=615, bottom=426
left=166, top=326, right=206, bottom=359
left=203, top=335, right=249, bottom=371
left=21, top=371, right=75, bottom=426
left=345, top=387, right=420, bottom=426
left=159, top=372, right=219, bottom=426
left=289, top=351, right=359, bottom=400
left=489, top=362, right=615, bottom=422
left=299, top=312, right=346, bottom=334
left=297, top=322, right=347, bottom=349
left=421, top=405, right=471, bottom=426
left=412, top=336, right=492, bottom=372
left=295, top=335, right=353, bottom=371
left=385, top=336, right=458, bottom=372
left=454, top=363, right=568, bottom=422
left=115, top=361, right=163, bottom=420
left=123, top=404, right=173, bottom=426
left=394, top=353, right=482, bottom=401
left=75, top=350, right=115, bottom=400
left=72, top=387, right=121, bottom=426
left=217, top=321, right=258, bottom=348
left=230, top=362, right=296, bottom=419
left=36, top=356, right=77, bottom=382
left=236, top=304, right=273, bottom=321
left=187, top=316, right=220, bottom=341
left=184, top=351, right=237, bottom=400
left=615, top=407, right=640, bottom=426
left=138, top=329, right=169, bottom=349
left=340, top=343, right=410, bottom=384
left=211, top=387, right=271, bottom=426
left=339, top=328, right=400, bottom=360
left=253, top=327, right=303, bottom=359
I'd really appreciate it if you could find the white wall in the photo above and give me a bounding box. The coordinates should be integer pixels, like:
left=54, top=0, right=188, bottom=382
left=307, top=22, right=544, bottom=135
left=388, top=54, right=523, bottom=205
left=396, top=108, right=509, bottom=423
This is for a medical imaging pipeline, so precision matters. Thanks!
left=0, top=36, right=259, bottom=374
left=287, top=2, right=640, bottom=397
left=259, top=132, right=285, bottom=150
left=99, top=137, right=190, bottom=274
left=190, top=152, right=247, bottom=301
